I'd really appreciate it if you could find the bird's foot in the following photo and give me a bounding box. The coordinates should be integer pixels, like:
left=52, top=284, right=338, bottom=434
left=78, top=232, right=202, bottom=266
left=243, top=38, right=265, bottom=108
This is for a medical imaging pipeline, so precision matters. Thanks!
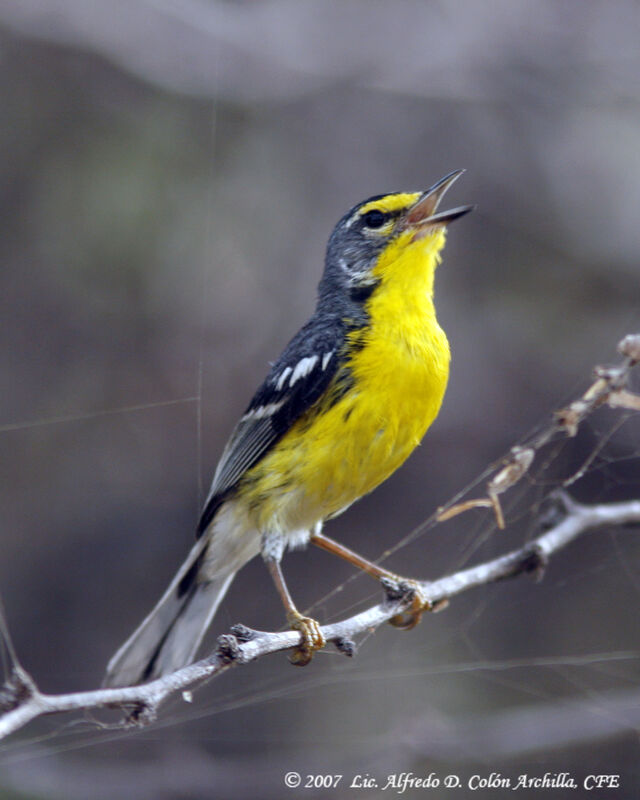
left=287, top=611, right=326, bottom=666
left=381, top=576, right=439, bottom=630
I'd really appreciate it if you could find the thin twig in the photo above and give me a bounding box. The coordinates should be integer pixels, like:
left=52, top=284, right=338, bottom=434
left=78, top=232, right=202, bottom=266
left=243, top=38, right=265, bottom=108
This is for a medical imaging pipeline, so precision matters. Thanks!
left=1, top=334, right=639, bottom=741
left=0, top=492, right=638, bottom=741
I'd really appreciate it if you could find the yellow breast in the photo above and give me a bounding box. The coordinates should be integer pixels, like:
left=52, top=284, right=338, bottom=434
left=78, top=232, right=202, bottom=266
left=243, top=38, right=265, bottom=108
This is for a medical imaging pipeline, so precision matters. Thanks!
left=245, top=228, right=450, bottom=532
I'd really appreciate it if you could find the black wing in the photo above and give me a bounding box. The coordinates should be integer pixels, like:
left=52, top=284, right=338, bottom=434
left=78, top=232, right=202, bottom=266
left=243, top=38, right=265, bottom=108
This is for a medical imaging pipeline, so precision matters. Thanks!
left=197, top=314, right=346, bottom=535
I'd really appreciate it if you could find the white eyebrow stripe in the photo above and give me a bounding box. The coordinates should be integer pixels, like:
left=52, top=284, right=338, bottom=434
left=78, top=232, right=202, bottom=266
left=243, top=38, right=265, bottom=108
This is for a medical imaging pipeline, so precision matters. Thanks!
left=289, top=355, right=318, bottom=386
left=322, top=351, right=333, bottom=370
left=275, top=366, right=292, bottom=390
left=241, top=400, right=285, bottom=421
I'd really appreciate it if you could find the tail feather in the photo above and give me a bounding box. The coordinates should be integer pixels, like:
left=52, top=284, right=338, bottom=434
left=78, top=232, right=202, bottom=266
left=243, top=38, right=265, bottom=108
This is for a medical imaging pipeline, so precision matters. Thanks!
left=104, top=537, right=235, bottom=687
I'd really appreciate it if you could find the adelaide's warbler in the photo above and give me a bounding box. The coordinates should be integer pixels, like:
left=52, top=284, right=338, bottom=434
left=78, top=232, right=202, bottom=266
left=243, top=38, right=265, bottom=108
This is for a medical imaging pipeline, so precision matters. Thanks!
left=105, top=171, right=472, bottom=686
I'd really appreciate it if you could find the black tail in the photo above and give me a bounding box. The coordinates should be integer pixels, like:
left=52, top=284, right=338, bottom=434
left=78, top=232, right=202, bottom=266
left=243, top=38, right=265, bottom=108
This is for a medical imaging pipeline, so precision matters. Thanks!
left=103, top=538, right=235, bottom=687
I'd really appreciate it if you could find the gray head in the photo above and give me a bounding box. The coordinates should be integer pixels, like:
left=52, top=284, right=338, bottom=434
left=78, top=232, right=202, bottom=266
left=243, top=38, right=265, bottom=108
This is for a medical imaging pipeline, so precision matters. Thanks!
left=318, top=171, right=472, bottom=309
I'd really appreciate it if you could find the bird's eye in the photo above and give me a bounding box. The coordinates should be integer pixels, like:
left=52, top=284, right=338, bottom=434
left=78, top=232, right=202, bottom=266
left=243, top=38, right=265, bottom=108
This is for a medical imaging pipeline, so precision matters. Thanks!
left=362, top=209, right=387, bottom=229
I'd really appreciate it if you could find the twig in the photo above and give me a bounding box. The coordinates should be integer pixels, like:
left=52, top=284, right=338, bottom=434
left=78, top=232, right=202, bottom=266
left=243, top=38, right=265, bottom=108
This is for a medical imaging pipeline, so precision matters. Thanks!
left=1, top=334, right=639, bottom=741
left=436, top=333, right=640, bottom=528
left=1, top=492, right=639, bottom=741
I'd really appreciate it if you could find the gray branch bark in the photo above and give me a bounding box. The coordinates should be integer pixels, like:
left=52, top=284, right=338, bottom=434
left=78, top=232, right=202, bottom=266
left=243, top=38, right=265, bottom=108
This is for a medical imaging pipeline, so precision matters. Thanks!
left=1, top=493, right=639, bottom=742
left=1, top=333, right=639, bottom=741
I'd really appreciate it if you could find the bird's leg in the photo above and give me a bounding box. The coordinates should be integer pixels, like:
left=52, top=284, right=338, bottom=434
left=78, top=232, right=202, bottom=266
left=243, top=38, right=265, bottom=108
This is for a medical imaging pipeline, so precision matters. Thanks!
left=265, top=559, right=326, bottom=665
left=262, top=531, right=325, bottom=666
left=310, top=530, right=431, bottom=629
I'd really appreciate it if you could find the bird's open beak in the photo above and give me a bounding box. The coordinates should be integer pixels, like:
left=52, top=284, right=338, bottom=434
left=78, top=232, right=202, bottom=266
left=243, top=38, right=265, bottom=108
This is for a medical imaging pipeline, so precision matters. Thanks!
left=405, top=170, right=474, bottom=238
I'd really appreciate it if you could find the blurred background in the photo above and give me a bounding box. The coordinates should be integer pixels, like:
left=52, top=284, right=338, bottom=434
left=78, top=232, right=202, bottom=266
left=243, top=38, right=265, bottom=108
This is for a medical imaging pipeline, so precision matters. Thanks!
left=1, top=1, right=639, bottom=797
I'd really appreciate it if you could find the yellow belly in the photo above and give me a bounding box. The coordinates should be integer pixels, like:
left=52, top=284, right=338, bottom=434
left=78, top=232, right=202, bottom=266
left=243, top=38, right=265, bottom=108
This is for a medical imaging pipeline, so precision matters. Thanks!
left=243, top=313, right=450, bottom=533
left=242, top=226, right=451, bottom=533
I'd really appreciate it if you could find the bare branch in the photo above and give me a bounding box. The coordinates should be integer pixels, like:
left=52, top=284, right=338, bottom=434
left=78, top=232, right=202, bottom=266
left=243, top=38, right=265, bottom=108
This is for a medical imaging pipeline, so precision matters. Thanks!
left=1, top=492, right=638, bottom=742
left=1, top=333, right=639, bottom=741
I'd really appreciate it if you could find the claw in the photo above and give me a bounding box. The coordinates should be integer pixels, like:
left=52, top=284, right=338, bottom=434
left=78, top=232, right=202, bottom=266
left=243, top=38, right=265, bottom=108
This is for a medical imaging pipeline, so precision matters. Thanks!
left=287, top=611, right=325, bottom=666
left=389, top=594, right=427, bottom=629
left=382, top=577, right=431, bottom=630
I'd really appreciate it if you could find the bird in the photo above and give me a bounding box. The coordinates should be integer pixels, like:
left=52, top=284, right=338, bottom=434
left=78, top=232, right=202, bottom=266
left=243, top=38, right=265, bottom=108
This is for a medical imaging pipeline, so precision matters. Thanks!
left=104, top=171, right=473, bottom=686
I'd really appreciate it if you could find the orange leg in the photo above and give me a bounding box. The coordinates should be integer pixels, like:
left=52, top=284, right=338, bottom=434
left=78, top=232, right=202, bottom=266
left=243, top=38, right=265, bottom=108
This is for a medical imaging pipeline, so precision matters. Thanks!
left=265, top=558, right=325, bottom=665
left=310, top=530, right=430, bottom=629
